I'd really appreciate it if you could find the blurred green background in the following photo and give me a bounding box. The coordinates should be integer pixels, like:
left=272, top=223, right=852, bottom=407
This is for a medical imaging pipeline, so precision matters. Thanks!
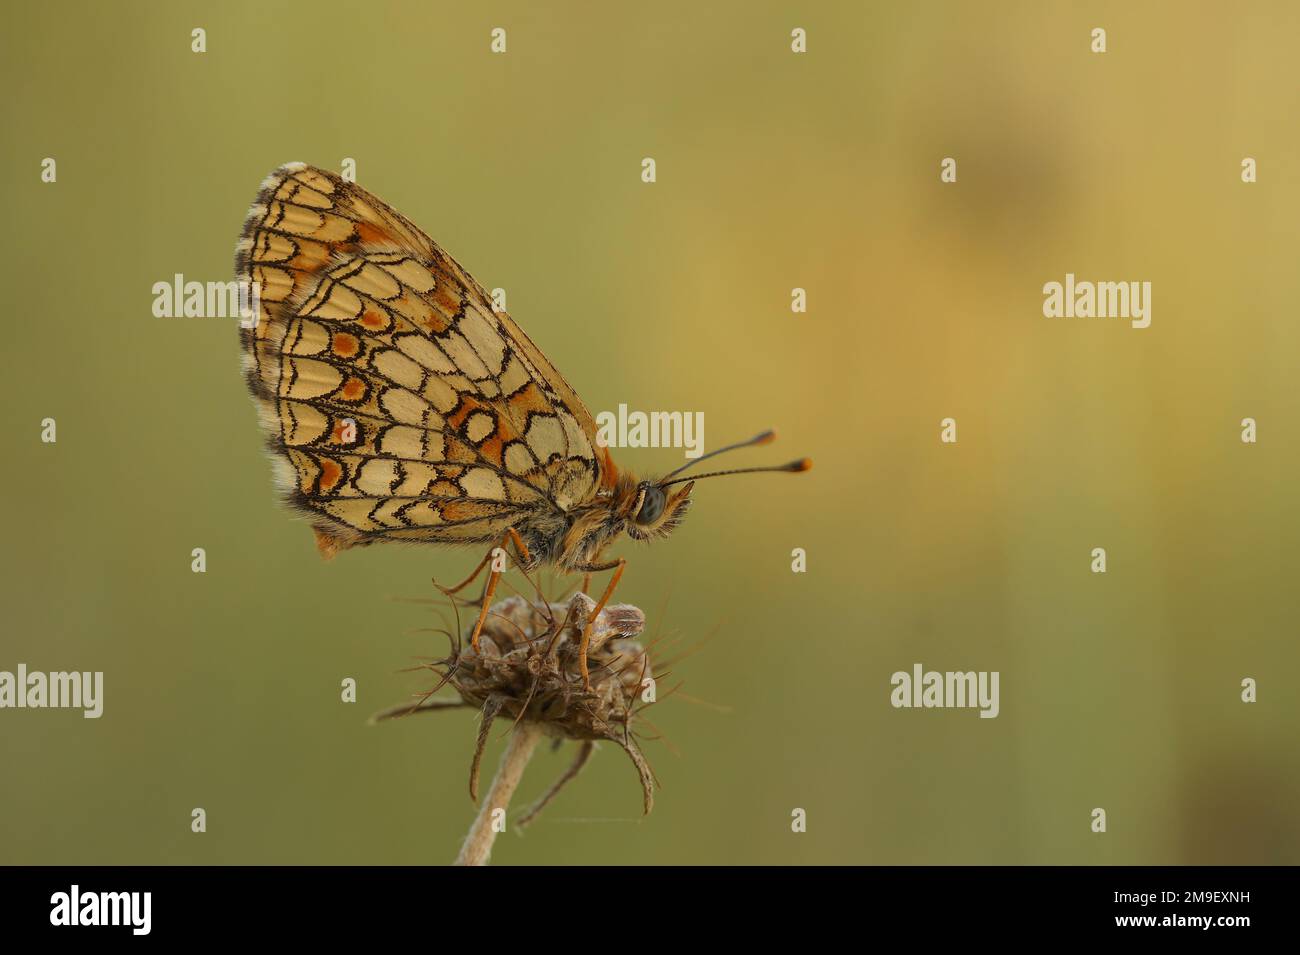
left=2, top=0, right=1298, bottom=865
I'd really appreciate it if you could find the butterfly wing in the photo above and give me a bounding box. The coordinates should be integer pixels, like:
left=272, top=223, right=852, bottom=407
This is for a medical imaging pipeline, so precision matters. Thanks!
left=235, top=163, right=610, bottom=554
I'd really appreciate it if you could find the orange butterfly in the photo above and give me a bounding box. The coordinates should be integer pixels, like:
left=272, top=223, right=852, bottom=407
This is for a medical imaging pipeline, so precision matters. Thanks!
left=236, top=163, right=809, bottom=685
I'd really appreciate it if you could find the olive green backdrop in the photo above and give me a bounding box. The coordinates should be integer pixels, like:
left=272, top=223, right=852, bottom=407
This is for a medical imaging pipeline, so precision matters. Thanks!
left=2, top=0, right=1297, bottom=865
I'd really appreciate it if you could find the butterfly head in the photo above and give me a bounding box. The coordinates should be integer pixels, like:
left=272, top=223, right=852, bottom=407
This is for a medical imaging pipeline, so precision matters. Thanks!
left=616, top=429, right=812, bottom=544
left=561, top=430, right=809, bottom=571
left=623, top=479, right=694, bottom=541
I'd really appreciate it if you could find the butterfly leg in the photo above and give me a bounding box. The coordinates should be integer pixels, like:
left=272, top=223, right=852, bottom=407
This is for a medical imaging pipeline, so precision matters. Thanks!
left=467, top=529, right=533, bottom=652
left=435, top=549, right=493, bottom=598
left=573, top=558, right=626, bottom=691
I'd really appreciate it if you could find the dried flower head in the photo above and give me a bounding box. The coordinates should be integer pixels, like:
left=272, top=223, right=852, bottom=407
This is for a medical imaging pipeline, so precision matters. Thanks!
left=374, top=590, right=659, bottom=828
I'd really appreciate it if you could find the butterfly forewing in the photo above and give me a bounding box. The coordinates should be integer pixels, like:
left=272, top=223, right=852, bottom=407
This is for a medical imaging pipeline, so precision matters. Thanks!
left=236, top=163, right=606, bottom=551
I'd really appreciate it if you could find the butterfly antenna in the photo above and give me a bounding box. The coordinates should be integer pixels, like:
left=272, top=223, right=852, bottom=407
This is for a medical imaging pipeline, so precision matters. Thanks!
left=658, top=457, right=811, bottom=488
left=659, top=429, right=778, bottom=481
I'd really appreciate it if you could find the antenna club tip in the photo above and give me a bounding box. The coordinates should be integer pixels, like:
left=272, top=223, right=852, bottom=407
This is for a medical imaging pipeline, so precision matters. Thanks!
left=791, top=458, right=812, bottom=472
left=755, top=429, right=777, bottom=445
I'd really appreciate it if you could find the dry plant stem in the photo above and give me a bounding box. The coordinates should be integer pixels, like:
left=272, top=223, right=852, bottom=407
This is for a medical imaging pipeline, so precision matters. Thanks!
left=454, top=721, right=544, bottom=866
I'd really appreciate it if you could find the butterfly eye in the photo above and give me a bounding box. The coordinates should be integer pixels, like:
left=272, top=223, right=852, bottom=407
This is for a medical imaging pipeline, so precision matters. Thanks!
left=635, top=486, right=667, bottom=525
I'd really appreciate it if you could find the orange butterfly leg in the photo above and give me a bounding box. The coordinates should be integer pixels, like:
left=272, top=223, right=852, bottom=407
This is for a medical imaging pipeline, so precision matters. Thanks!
left=468, top=568, right=503, bottom=653
left=505, top=527, right=532, bottom=565
left=576, top=559, right=626, bottom=690
left=467, top=529, right=533, bottom=652
left=436, top=549, right=494, bottom=597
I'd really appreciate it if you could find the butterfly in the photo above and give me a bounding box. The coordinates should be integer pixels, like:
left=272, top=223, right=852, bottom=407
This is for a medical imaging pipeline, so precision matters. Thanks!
left=236, top=163, right=810, bottom=686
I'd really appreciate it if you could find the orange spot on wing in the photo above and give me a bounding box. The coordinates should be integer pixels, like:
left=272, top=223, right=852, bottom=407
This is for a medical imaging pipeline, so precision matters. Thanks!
left=339, top=377, right=366, bottom=401
left=360, top=310, right=385, bottom=329
left=332, top=332, right=360, bottom=357
left=441, top=501, right=485, bottom=521
left=416, top=307, right=449, bottom=334
left=319, top=459, right=343, bottom=492
left=507, top=383, right=550, bottom=416
left=432, top=285, right=461, bottom=315
left=447, top=396, right=488, bottom=430
left=354, top=221, right=392, bottom=245
left=477, top=435, right=504, bottom=466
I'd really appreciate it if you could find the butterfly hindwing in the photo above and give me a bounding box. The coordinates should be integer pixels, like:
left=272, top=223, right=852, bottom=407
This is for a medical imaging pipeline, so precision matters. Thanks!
left=236, top=163, right=606, bottom=551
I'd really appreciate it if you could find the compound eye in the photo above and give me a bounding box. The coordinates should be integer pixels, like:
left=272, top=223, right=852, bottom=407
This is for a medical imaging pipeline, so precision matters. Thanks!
left=635, top=486, right=666, bottom=525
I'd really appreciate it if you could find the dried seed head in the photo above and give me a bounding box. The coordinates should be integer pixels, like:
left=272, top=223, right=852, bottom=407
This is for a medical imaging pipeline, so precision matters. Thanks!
left=454, top=593, right=649, bottom=741
left=381, top=591, right=659, bottom=820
